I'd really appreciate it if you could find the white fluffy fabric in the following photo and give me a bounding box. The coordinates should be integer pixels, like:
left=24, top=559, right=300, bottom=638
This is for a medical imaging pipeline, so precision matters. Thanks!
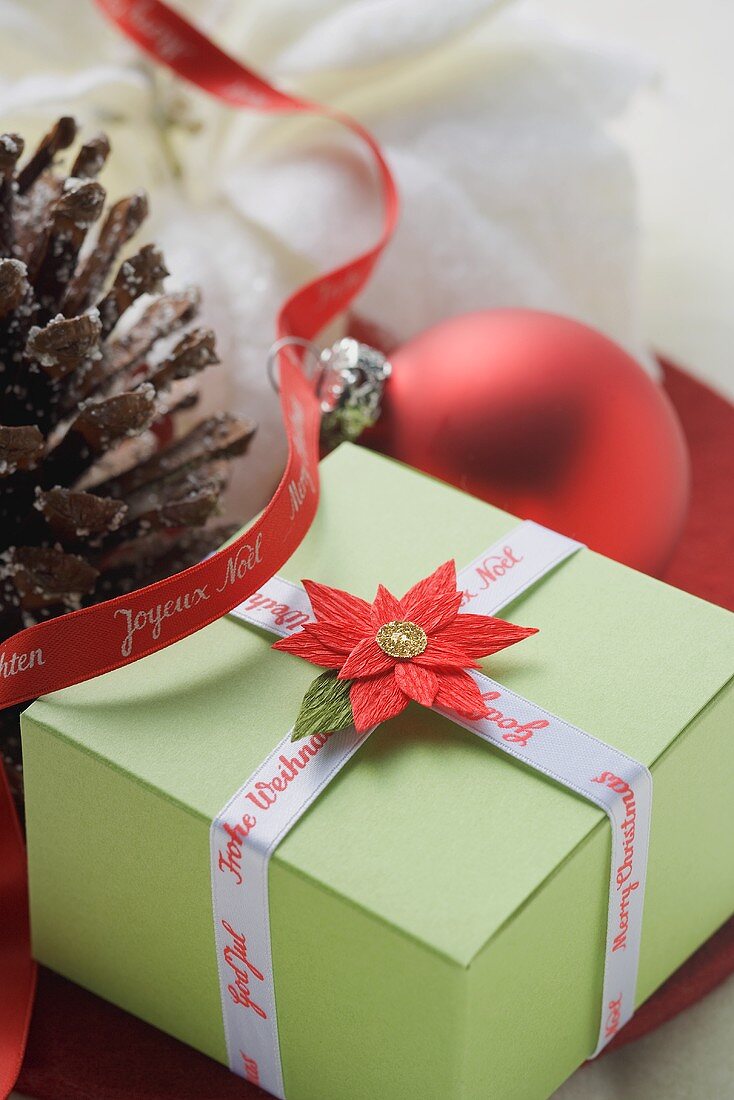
left=0, top=0, right=653, bottom=517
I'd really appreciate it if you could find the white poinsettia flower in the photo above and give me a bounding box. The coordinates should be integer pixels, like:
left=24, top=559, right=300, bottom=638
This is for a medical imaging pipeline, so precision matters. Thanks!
left=0, top=0, right=654, bottom=518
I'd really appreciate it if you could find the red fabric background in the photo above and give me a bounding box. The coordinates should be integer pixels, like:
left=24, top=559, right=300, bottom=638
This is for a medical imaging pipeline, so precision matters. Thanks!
left=16, top=362, right=734, bottom=1100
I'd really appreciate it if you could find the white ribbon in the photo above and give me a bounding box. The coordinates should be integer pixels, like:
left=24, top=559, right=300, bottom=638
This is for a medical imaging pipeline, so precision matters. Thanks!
left=211, top=521, right=652, bottom=1096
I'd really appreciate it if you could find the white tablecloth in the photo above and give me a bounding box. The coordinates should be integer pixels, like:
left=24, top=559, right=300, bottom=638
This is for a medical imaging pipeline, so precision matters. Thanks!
left=555, top=974, right=734, bottom=1098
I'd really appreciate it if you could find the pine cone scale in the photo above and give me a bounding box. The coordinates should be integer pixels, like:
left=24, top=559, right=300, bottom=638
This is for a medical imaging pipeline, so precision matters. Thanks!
left=0, top=119, right=258, bottom=807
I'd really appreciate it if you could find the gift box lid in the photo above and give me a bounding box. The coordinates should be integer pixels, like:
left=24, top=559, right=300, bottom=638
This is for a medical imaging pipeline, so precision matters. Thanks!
left=26, top=443, right=734, bottom=966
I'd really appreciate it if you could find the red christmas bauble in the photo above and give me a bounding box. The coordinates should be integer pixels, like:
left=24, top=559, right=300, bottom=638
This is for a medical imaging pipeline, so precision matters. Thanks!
left=363, top=310, right=690, bottom=574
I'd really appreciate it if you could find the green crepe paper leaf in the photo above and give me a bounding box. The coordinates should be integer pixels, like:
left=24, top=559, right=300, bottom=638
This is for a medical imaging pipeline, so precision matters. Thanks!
left=292, top=670, right=354, bottom=742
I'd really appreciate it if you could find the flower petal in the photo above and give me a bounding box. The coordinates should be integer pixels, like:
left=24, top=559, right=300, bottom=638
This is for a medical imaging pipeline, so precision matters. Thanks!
left=272, top=624, right=344, bottom=669
left=436, top=614, right=539, bottom=658
left=350, top=673, right=409, bottom=732
left=434, top=668, right=490, bottom=720
left=339, top=636, right=395, bottom=680
left=302, top=578, right=372, bottom=651
left=399, top=560, right=461, bottom=632
left=413, top=636, right=479, bottom=669
left=370, top=583, right=402, bottom=628
left=394, top=662, right=439, bottom=706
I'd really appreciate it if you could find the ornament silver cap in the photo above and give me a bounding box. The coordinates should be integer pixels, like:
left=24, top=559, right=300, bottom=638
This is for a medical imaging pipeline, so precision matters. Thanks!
left=318, top=337, right=391, bottom=449
left=267, top=336, right=391, bottom=449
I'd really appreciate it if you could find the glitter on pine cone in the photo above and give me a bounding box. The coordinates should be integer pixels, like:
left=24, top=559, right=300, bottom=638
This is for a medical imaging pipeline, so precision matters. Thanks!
left=0, top=118, right=257, bottom=808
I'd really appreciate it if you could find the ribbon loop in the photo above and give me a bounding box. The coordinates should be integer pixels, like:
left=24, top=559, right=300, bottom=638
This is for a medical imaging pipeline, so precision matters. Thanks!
left=1, top=3, right=399, bottom=1095
left=0, top=0, right=399, bottom=713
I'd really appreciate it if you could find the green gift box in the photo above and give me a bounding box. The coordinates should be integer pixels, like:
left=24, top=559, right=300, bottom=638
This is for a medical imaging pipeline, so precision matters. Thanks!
left=22, top=443, right=734, bottom=1099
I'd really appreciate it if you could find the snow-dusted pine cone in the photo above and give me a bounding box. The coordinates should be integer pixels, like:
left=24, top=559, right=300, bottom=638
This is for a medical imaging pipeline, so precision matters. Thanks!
left=0, top=118, right=256, bottom=805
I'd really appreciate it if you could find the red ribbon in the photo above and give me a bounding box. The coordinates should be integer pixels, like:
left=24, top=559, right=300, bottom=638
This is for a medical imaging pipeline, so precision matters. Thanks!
left=0, top=2, right=398, bottom=1094
left=0, top=767, right=36, bottom=1100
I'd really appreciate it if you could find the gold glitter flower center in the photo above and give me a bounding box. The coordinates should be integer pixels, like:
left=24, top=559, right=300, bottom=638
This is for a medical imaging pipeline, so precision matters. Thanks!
left=376, top=619, right=427, bottom=659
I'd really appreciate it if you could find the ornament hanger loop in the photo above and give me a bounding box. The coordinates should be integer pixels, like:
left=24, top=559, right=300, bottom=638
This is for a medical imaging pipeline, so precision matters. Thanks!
left=267, top=337, right=323, bottom=395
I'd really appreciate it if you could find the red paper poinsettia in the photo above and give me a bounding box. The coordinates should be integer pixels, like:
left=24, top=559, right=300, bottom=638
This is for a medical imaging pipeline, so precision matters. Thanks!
left=273, top=561, right=537, bottom=737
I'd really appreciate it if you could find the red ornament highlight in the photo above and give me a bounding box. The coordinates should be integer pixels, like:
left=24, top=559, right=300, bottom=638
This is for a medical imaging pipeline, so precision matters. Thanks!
left=362, top=310, right=690, bottom=575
